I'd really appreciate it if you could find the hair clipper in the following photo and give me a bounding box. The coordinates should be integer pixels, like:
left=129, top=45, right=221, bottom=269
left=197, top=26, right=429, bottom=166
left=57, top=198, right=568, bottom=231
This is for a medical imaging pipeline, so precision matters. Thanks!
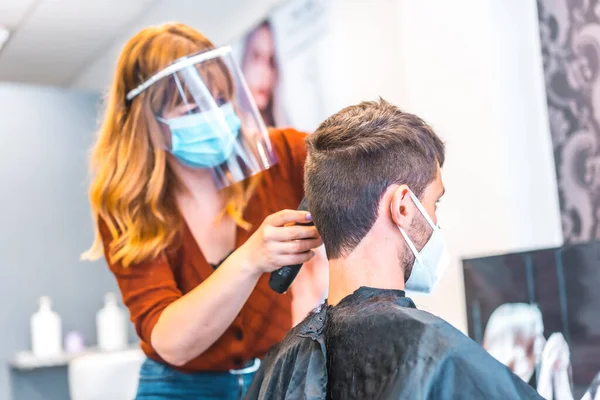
left=269, top=197, right=313, bottom=294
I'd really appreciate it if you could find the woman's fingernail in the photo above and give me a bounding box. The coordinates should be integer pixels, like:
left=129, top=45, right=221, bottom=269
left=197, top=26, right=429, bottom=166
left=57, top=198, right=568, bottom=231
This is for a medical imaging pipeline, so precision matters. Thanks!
left=306, top=213, right=313, bottom=221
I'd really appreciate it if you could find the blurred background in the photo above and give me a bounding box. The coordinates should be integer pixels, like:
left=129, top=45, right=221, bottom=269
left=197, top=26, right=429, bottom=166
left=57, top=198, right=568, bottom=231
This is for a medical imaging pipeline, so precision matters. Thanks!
left=0, top=0, right=598, bottom=399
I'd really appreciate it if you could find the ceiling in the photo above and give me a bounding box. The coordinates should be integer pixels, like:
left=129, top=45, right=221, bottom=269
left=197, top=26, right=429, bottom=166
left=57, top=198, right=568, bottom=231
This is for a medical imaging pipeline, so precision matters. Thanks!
left=0, top=0, right=158, bottom=87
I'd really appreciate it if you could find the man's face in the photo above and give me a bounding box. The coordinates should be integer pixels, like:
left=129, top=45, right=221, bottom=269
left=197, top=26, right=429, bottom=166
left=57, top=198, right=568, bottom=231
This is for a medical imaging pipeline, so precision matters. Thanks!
left=511, top=332, right=545, bottom=383
left=398, top=166, right=445, bottom=278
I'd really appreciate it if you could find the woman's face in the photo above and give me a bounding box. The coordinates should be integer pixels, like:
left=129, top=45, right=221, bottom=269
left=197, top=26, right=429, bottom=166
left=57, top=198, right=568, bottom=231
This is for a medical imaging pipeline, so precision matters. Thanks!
left=161, top=60, right=233, bottom=119
left=156, top=60, right=234, bottom=152
left=242, top=25, right=277, bottom=111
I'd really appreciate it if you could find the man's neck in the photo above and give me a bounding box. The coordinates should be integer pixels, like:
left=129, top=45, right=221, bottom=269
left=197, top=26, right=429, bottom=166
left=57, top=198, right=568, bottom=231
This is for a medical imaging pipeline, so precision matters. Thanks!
left=327, top=233, right=405, bottom=306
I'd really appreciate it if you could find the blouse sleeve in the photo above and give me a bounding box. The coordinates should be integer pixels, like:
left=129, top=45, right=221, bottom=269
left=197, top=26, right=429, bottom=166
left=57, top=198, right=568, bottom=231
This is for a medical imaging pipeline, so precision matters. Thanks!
left=269, top=127, right=309, bottom=202
left=98, top=219, right=182, bottom=344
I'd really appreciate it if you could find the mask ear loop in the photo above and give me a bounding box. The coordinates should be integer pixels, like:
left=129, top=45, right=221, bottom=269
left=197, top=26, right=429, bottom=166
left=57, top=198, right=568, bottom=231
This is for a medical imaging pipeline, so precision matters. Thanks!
left=408, top=190, right=438, bottom=230
left=390, top=202, right=424, bottom=267
left=152, top=115, right=171, bottom=151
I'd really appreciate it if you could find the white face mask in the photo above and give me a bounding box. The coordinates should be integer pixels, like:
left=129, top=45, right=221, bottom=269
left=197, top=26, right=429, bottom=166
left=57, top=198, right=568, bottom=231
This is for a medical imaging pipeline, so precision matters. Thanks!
left=394, top=190, right=450, bottom=294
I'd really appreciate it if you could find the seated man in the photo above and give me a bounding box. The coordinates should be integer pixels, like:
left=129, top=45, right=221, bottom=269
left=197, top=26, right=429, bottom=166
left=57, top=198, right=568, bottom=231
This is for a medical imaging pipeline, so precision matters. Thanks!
left=245, top=99, right=541, bottom=399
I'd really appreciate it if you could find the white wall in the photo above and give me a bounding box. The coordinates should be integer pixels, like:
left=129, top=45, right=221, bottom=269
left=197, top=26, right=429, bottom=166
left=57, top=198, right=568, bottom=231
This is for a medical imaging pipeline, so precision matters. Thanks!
left=312, top=0, right=563, bottom=332
left=0, top=83, right=126, bottom=400
left=393, top=0, right=563, bottom=331
left=74, top=0, right=563, bottom=334
left=316, top=0, right=405, bottom=116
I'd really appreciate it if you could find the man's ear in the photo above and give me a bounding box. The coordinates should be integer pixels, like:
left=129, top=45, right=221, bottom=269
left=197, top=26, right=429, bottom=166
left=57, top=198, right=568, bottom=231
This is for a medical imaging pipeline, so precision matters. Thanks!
left=389, top=185, right=412, bottom=228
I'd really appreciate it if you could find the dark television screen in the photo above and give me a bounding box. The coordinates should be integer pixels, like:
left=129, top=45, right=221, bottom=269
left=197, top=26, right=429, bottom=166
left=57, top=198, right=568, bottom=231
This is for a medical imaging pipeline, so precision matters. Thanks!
left=463, top=241, right=600, bottom=399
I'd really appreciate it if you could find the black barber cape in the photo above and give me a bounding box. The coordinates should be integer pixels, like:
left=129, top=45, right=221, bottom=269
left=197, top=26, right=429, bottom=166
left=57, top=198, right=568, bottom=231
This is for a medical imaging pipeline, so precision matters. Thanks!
left=245, top=287, right=542, bottom=400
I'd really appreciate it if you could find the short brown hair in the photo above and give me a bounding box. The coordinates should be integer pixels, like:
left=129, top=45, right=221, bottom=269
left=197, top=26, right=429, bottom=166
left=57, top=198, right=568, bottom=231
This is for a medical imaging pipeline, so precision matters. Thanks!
left=304, top=99, right=445, bottom=259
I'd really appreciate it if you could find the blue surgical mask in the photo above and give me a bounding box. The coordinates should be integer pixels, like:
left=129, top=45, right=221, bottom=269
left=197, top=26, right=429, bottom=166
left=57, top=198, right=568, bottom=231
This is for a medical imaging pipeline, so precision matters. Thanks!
left=393, top=190, right=450, bottom=294
left=158, top=103, right=242, bottom=168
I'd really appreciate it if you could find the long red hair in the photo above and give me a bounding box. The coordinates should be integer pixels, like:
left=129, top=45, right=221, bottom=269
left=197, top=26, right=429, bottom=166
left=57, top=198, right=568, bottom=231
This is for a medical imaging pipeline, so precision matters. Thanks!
left=83, top=23, right=258, bottom=267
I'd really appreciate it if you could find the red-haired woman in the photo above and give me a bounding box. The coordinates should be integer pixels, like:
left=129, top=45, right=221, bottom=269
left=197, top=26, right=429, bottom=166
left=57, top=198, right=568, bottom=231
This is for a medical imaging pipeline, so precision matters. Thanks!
left=83, top=23, right=326, bottom=399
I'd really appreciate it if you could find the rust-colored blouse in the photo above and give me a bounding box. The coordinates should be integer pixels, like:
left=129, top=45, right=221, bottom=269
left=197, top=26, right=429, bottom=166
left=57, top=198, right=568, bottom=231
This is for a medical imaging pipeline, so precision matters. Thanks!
left=98, top=128, right=307, bottom=372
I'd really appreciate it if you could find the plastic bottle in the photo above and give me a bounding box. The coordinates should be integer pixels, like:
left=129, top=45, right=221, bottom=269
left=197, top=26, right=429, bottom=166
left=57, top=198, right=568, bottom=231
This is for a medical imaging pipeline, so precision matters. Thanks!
left=96, top=292, right=128, bottom=351
left=31, top=296, right=62, bottom=358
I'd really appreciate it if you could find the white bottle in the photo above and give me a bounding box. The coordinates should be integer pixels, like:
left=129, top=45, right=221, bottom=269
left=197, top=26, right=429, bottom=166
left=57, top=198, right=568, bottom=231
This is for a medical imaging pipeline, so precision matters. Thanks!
left=96, top=292, right=128, bottom=351
left=31, top=296, right=62, bottom=358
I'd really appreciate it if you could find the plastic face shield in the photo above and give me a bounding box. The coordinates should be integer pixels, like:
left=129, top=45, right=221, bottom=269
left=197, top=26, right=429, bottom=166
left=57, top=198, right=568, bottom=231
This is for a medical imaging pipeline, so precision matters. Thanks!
left=126, top=46, right=278, bottom=189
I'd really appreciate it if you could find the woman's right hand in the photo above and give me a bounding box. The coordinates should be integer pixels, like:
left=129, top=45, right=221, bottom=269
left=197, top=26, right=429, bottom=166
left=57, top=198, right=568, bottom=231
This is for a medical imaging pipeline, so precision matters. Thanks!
left=239, top=209, right=322, bottom=274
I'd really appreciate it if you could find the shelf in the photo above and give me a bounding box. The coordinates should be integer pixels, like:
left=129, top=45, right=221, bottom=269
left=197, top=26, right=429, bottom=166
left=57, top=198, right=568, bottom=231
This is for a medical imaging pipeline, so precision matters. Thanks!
left=9, top=346, right=140, bottom=370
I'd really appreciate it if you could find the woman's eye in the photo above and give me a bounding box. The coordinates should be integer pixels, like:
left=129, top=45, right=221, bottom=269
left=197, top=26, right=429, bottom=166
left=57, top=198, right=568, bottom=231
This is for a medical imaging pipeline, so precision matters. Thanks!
left=215, top=96, right=227, bottom=106
left=185, top=106, right=200, bottom=115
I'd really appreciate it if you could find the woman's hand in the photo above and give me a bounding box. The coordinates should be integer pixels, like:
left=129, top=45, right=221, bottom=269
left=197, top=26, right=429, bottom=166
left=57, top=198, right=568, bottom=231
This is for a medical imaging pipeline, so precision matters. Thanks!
left=151, top=209, right=320, bottom=366
left=537, top=332, right=574, bottom=400
left=239, top=209, right=322, bottom=274
left=541, top=332, right=571, bottom=372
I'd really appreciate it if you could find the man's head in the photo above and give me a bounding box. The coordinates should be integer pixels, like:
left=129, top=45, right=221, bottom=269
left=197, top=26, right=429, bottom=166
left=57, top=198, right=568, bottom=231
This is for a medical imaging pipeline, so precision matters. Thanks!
left=482, top=303, right=546, bottom=383
left=305, top=99, right=445, bottom=281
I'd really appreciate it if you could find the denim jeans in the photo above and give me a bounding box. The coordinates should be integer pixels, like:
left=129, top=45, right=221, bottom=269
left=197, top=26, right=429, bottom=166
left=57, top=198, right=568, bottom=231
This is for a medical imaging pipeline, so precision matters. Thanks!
left=135, top=358, right=257, bottom=400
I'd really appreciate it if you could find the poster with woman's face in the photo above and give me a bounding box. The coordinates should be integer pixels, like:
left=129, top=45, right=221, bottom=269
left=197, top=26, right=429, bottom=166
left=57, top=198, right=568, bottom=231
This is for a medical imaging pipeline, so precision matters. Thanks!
left=233, top=0, right=330, bottom=132
left=240, top=21, right=280, bottom=128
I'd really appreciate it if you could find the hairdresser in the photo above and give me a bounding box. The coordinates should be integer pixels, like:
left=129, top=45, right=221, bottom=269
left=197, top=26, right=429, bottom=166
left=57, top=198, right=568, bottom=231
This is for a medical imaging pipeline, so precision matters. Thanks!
left=83, top=23, right=325, bottom=399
